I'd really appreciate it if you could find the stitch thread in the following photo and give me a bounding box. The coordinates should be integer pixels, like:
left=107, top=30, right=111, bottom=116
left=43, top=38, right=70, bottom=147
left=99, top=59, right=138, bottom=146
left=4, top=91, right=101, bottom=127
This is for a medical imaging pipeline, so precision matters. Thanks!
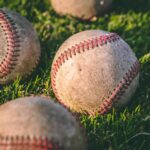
left=51, top=33, right=139, bottom=115
left=0, top=136, right=62, bottom=150
left=98, top=60, right=140, bottom=114
left=0, top=10, right=20, bottom=78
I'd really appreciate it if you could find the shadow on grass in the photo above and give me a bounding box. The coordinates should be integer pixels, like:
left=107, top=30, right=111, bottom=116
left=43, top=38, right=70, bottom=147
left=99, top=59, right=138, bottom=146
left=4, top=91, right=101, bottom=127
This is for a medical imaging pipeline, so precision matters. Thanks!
left=112, top=0, right=150, bottom=13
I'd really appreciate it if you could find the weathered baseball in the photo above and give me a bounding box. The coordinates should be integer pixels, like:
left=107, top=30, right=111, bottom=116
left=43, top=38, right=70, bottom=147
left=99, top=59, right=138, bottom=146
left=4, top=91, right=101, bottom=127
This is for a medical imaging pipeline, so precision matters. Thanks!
left=0, top=96, right=86, bottom=150
left=0, top=9, right=41, bottom=84
left=51, top=30, right=140, bottom=116
left=51, top=0, right=112, bottom=20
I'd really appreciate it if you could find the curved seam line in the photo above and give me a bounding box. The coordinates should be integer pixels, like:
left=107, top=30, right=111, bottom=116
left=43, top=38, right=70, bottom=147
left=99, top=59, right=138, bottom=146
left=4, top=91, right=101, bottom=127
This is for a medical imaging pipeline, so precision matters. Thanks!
left=51, top=33, right=139, bottom=115
left=0, top=10, right=20, bottom=78
left=98, top=60, right=140, bottom=114
left=0, top=136, right=61, bottom=149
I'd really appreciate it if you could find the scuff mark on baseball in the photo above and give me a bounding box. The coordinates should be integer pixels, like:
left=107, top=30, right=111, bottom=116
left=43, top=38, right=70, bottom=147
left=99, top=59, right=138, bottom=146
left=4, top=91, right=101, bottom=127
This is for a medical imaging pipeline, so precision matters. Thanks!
left=0, top=8, right=41, bottom=84
left=50, top=0, right=112, bottom=20
left=51, top=30, right=140, bottom=116
left=0, top=96, right=86, bottom=150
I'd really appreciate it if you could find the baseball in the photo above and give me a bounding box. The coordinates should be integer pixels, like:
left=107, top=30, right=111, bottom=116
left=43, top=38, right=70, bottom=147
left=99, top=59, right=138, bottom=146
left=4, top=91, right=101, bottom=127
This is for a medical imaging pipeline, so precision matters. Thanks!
left=51, top=30, right=140, bottom=116
left=51, top=0, right=112, bottom=20
left=0, top=9, right=41, bottom=84
left=0, top=96, right=86, bottom=150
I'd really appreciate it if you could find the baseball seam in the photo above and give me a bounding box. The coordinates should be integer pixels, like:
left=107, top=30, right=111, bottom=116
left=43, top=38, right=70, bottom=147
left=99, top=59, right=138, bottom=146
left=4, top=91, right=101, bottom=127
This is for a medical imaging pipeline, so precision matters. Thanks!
left=0, top=136, right=62, bottom=150
left=98, top=60, right=140, bottom=114
left=51, top=33, right=140, bottom=115
left=0, top=10, right=20, bottom=78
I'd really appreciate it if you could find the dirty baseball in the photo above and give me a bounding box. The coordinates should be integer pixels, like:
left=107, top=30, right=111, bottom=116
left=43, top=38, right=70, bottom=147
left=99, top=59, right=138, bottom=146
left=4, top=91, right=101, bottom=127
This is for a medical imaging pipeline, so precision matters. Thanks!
left=0, top=96, right=86, bottom=150
left=51, top=0, right=112, bottom=20
left=0, top=9, right=41, bottom=84
left=51, top=30, right=140, bottom=116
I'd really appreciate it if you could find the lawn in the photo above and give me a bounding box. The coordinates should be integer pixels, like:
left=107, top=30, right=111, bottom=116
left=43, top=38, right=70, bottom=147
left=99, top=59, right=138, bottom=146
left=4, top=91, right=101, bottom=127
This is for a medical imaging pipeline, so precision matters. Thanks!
left=0, top=0, right=150, bottom=150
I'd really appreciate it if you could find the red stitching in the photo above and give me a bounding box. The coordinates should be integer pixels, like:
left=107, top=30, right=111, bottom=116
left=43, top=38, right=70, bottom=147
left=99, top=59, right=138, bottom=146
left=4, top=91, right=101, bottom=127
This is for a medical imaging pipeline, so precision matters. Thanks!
left=0, top=10, right=20, bottom=78
left=51, top=33, right=118, bottom=89
left=0, top=136, right=62, bottom=150
left=99, top=60, right=140, bottom=114
left=51, top=33, right=140, bottom=115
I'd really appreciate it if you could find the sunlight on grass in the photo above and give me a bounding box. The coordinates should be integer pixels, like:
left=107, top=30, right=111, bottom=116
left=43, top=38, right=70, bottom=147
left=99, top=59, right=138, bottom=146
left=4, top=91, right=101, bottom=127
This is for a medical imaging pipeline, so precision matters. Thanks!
left=0, top=0, right=149, bottom=149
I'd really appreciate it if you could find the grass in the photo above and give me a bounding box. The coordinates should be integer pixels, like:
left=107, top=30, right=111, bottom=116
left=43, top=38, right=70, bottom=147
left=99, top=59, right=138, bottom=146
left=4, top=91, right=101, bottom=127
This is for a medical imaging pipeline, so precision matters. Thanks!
left=0, top=0, right=150, bottom=149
